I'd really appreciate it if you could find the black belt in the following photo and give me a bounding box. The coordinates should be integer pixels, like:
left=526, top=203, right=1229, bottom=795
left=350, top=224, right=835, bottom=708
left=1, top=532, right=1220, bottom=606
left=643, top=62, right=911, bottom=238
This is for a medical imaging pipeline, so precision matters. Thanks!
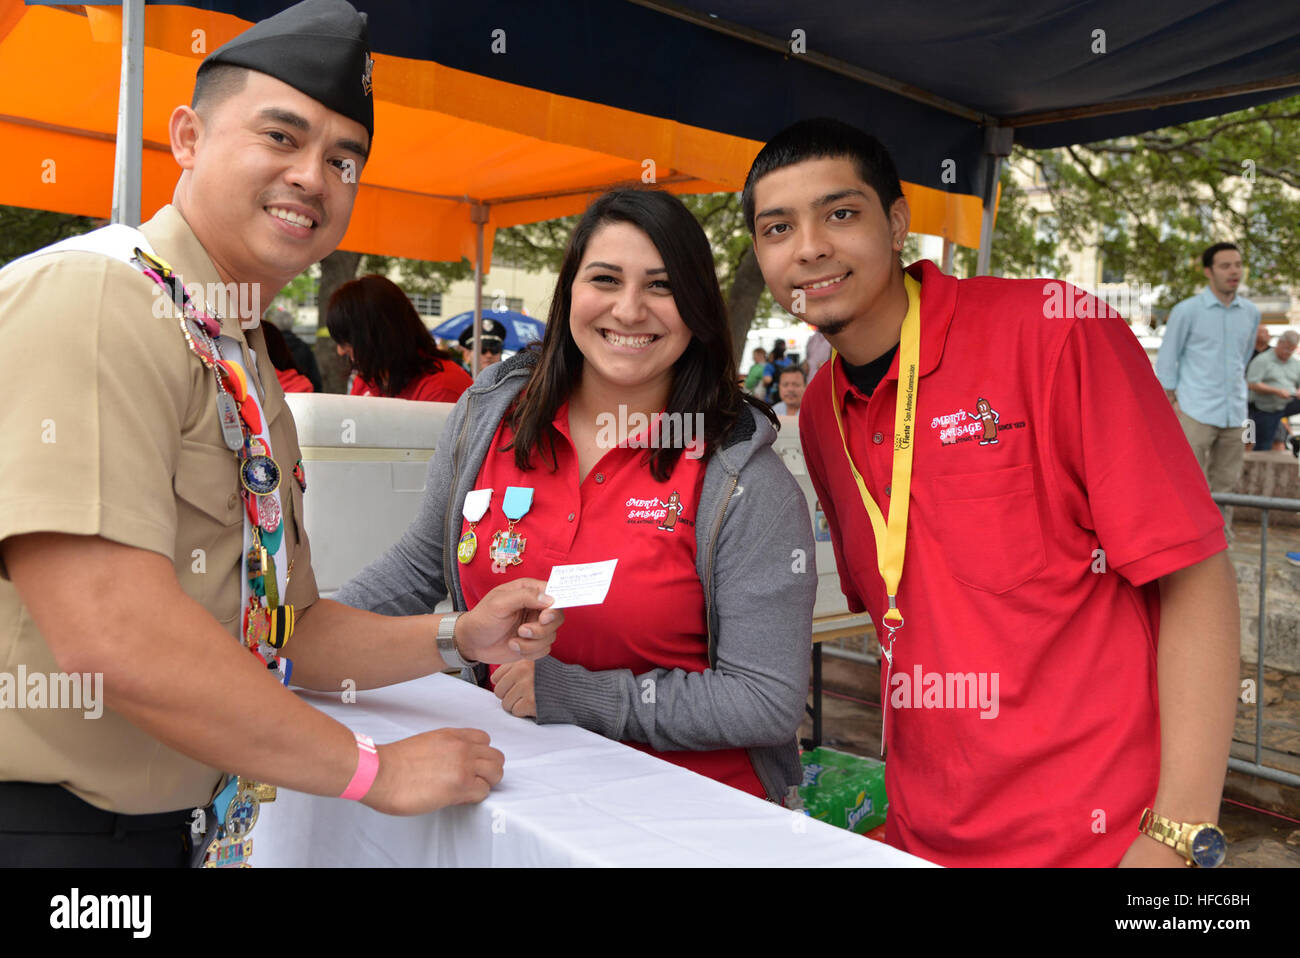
left=0, top=782, right=199, bottom=836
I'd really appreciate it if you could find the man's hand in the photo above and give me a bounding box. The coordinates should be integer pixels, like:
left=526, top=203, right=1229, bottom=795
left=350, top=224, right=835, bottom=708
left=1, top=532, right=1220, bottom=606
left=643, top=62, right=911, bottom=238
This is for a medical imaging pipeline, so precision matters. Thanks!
left=491, top=659, right=537, bottom=718
left=1118, top=832, right=1187, bottom=868
left=456, top=578, right=562, bottom=665
left=362, top=728, right=504, bottom=815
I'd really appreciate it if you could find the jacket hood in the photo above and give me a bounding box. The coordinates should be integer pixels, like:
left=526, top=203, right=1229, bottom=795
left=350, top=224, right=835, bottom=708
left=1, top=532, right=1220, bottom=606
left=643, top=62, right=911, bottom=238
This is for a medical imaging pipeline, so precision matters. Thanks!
left=473, top=348, right=780, bottom=478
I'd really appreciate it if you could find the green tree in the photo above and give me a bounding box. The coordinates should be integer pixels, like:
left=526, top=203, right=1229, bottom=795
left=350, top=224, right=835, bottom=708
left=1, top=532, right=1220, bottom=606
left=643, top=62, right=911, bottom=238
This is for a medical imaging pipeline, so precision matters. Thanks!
left=989, top=95, right=1300, bottom=310
left=0, top=205, right=102, bottom=268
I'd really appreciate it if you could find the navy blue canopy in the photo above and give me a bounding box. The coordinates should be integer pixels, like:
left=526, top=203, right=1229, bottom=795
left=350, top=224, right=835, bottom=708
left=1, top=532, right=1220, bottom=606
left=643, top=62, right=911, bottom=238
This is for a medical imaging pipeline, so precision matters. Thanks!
left=167, top=0, right=1300, bottom=204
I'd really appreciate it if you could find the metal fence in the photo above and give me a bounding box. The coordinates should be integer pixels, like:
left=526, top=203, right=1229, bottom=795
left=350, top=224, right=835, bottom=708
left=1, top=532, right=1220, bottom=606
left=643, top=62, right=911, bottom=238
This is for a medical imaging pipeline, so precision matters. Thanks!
left=1216, top=491, right=1300, bottom=788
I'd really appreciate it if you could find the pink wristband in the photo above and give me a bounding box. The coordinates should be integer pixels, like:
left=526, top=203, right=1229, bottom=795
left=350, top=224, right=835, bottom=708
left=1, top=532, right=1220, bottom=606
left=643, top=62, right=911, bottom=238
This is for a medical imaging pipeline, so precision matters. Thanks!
left=340, top=732, right=379, bottom=801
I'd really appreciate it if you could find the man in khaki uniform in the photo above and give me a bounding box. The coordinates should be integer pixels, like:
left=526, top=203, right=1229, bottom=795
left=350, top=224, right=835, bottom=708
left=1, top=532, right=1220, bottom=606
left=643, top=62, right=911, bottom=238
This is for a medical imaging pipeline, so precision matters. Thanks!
left=0, top=0, right=561, bottom=867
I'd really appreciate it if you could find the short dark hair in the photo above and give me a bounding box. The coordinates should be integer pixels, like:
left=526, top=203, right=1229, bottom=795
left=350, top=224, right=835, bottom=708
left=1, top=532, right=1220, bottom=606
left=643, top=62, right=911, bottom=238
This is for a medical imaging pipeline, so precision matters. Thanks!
left=191, top=63, right=250, bottom=118
left=1202, top=242, right=1240, bottom=269
left=778, top=365, right=807, bottom=385
left=326, top=275, right=456, bottom=397
left=508, top=189, right=774, bottom=481
left=742, top=118, right=904, bottom=234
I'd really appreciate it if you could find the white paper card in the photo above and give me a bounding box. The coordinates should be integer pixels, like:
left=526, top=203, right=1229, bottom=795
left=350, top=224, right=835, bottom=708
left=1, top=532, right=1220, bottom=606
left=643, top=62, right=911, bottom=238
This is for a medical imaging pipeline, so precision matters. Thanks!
left=543, top=559, right=618, bottom=609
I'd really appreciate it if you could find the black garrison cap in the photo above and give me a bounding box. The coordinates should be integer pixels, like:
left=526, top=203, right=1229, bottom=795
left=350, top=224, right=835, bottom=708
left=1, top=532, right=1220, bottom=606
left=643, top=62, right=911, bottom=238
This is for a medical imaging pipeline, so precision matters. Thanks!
left=198, top=0, right=374, bottom=140
left=459, top=316, right=507, bottom=349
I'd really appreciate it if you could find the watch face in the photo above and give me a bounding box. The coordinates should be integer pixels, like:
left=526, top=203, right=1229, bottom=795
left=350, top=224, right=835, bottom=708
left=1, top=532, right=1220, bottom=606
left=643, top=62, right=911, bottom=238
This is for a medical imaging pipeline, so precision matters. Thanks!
left=1190, top=826, right=1226, bottom=868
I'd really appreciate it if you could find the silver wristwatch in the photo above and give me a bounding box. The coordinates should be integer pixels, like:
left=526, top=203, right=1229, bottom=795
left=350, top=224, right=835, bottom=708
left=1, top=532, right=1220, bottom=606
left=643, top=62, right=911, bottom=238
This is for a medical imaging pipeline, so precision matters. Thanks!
left=436, top=613, right=478, bottom=671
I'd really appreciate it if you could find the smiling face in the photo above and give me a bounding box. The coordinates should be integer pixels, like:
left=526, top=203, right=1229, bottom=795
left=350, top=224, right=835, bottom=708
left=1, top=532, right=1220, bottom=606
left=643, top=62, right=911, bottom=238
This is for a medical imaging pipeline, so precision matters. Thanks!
left=569, top=221, right=692, bottom=403
left=751, top=156, right=909, bottom=340
left=171, top=70, right=369, bottom=296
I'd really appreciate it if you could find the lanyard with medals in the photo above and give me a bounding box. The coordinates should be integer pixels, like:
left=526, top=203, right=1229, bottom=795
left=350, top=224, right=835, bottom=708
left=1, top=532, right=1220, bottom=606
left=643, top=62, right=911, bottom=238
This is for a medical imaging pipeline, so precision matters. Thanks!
left=130, top=247, right=290, bottom=867
left=828, top=273, right=921, bottom=757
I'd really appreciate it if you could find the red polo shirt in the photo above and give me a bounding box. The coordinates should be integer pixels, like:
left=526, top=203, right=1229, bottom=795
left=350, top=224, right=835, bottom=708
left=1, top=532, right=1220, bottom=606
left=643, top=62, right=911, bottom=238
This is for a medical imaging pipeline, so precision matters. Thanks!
left=800, top=260, right=1225, bottom=867
left=459, top=402, right=765, bottom=798
left=350, top=362, right=471, bottom=403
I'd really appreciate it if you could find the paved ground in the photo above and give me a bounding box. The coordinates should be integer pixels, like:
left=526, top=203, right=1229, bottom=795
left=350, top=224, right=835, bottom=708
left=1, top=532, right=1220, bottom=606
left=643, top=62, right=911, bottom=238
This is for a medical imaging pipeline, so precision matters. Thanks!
left=798, top=643, right=1300, bottom=868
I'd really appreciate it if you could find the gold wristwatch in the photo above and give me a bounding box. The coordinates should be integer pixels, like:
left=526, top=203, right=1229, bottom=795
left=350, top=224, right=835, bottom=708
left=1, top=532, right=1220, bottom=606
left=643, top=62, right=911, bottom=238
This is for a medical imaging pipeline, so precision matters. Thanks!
left=1138, top=808, right=1226, bottom=867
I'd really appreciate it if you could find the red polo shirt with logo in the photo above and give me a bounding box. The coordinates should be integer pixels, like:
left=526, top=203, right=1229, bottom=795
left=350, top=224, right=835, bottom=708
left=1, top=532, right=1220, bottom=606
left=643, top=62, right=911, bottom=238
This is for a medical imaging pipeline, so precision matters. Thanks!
left=459, top=402, right=765, bottom=798
left=800, top=260, right=1225, bottom=867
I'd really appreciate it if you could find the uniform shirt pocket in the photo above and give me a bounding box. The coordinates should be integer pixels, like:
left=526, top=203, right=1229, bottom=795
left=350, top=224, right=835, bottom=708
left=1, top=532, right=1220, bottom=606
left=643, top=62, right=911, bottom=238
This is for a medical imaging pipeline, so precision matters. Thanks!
left=931, top=463, right=1046, bottom=594
left=174, top=440, right=241, bottom=534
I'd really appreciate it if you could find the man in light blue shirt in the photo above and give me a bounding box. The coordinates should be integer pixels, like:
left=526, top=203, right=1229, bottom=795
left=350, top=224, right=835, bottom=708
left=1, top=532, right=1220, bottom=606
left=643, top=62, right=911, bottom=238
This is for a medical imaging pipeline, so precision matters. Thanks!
left=1155, top=242, right=1260, bottom=528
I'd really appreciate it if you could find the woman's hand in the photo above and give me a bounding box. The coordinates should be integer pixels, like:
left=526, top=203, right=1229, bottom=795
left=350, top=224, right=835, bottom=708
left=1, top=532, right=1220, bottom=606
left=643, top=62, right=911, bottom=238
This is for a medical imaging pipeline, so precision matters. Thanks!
left=491, top=659, right=537, bottom=718
left=454, top=578, right=562, bottom=665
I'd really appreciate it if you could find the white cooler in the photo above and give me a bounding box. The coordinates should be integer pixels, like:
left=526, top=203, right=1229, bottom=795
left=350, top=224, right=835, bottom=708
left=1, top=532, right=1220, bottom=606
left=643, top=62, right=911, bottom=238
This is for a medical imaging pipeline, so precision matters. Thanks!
left=284, top=393, right=452, bottom=595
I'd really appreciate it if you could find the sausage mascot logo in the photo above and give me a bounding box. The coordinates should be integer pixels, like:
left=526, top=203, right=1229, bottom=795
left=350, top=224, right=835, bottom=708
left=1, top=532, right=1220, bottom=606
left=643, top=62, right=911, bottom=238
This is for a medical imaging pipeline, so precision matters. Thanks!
left=657, top=490, right=682, bottom=532
left=975, top=397, right=999, bottom=445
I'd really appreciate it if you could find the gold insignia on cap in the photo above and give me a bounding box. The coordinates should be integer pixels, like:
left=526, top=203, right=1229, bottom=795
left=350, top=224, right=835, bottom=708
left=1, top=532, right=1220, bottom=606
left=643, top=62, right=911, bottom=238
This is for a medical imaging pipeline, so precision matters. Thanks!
left=362, top=54, right=374, bottom=96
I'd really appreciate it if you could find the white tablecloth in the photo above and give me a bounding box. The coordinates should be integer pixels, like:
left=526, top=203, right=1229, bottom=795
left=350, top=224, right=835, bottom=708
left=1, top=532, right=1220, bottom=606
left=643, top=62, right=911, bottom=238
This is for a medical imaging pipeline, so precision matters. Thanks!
left=253, top=673, right=933, bottom=867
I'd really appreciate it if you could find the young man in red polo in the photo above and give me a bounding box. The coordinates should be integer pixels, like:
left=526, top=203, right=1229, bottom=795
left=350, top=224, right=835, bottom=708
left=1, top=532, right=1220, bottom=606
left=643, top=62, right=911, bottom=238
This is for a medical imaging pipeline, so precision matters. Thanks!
left=744, top=118, right=1239, bottom=867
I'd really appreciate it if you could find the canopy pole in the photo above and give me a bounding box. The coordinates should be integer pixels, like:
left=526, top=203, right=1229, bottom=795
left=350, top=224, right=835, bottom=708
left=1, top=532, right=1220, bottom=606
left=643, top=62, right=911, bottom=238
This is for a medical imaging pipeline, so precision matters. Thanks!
left=941, top=238, right=954, bottom=275
left=975, top=127, right=1013, bottom=276
left=470, top=203, right=489, bottom=378
left=111, top=0, right=145, bottom=226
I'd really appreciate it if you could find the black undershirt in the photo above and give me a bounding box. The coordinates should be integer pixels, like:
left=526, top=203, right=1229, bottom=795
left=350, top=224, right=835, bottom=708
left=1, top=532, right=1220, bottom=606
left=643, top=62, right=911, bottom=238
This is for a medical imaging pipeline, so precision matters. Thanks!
left=841, top=344, right=899, bottom=399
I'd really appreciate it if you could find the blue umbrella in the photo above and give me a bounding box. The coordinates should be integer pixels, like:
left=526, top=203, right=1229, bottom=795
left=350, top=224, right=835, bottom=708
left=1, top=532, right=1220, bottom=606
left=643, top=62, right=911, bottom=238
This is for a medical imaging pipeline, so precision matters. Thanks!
left=432, top=310, right=546, bottom=352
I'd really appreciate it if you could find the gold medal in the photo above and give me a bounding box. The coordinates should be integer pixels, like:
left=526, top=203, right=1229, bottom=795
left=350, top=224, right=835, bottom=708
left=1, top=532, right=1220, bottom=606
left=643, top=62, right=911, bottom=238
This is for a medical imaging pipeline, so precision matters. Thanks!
left=459, top=488, right=493, bottom=565
left=457, top=529, right=478, bottom=564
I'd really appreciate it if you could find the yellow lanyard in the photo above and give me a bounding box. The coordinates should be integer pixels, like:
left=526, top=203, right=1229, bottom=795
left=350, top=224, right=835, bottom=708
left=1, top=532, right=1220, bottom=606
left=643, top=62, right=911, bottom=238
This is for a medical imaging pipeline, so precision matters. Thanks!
left=829, top=273, right=921, bottom=754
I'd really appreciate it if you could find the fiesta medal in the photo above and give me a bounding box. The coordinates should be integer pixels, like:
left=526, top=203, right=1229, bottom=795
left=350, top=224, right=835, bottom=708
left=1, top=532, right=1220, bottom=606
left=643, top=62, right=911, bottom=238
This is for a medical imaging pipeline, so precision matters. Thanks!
left=202, top=835, right=253, bottom=868
left=257, top=492, right=282, bottom=534
left=489, top=486, right=533, bottom=574
left=241, top=454, right=280, bottom=496
left=223, top=788, right=261, bottom=837
left=458, top=488, right=493, bottom=564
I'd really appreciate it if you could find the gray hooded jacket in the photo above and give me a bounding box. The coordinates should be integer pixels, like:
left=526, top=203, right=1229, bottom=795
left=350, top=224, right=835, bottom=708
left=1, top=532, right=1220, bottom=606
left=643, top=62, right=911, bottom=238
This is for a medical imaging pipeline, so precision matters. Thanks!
left=336, top=350, right=816, bottom=802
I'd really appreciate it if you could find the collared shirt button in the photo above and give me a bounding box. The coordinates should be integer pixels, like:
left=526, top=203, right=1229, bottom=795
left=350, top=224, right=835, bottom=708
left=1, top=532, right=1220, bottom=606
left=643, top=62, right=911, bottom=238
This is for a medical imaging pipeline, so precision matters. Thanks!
left=872, top=432, right=884, bottom=444
left=567, top=512, right=575, bottom=522
left=595, top=473, right=605, bottom=483
left=884, top=485, right=892, bottom=496
left=227, top=493, right=239, bottom=509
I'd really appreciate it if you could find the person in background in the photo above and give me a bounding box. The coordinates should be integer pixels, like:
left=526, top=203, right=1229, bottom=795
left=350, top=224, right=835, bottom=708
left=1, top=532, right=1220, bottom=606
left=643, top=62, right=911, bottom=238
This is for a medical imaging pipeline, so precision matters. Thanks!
left=744, top=346, right=768, bottom=397
left=1252, top=324, right=1272, bottom=363
left=1245, top=330, right=1300, bottom=452
left=458, top=315, right=507, bottom=374
left=268, top=306, right=323, bottom=392
left=327, top=274, right=472, bottom=403
left=762, top=339, right=788, bottom=400
left=805, top=331, right=831, bottom=380
left=261, top=319, right=315, bottom=393
left=771, top=365, right=806, bottom=417
left=337, top=188, right=815, bottom=805
left=1155, top=242, right=1260, bottom=531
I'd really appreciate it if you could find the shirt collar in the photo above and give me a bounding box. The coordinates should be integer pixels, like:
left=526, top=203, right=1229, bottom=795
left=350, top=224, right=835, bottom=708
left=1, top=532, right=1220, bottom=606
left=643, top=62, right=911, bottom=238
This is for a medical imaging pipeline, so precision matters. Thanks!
left=831, top=258, right=959, bottom=408
left=1199, top=286, right=1240, bottom=310
left=139, top=204, right=250, bottom=349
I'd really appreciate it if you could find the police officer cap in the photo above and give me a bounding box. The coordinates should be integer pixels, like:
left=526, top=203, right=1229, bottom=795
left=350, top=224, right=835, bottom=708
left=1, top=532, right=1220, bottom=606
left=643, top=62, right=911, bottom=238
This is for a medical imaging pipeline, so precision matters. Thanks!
left=199, top=0, right=374, bottom=140
left=459, top=317, right=507, bottom=349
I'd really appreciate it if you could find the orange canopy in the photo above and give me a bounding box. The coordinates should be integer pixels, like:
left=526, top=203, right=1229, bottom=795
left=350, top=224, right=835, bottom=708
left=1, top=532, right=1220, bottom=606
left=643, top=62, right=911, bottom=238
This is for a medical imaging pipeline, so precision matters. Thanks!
left=0, top=1, right=987, bottom=264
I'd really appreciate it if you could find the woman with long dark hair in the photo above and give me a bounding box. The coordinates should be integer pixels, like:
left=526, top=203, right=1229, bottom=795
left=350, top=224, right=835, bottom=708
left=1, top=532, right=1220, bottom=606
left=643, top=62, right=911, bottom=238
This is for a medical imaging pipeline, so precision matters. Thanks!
left=338, top=190, right=814, bottom=803
left=326, top=274, right=472, bottom=402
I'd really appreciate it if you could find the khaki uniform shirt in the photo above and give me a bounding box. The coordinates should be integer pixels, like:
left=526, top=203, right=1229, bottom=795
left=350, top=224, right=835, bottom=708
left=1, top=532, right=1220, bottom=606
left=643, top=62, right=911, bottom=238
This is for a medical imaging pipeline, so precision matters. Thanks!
left=0, top=205, right=318, bottom=814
